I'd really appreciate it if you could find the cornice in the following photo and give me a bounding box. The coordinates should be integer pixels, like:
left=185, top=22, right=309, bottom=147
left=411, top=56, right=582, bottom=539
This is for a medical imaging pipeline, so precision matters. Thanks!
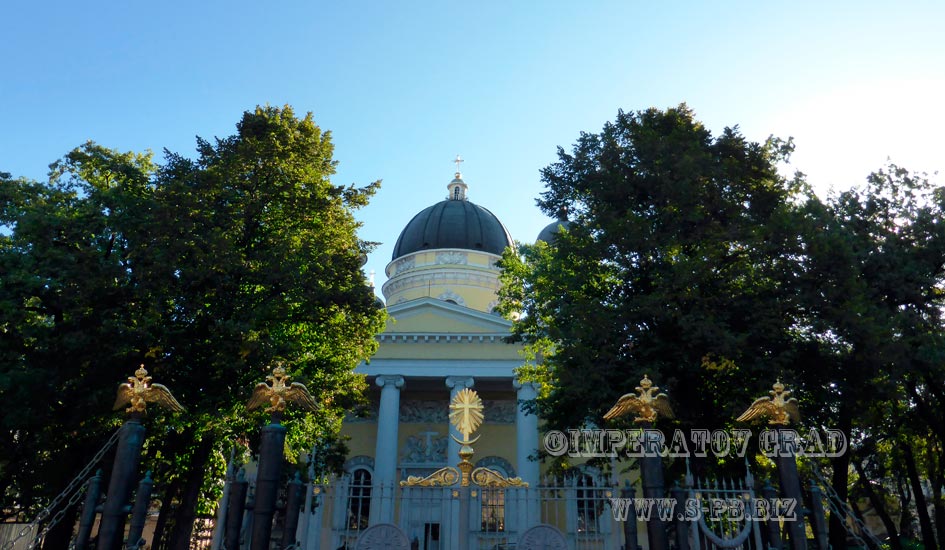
left=377, top=332, right=511, bottom=344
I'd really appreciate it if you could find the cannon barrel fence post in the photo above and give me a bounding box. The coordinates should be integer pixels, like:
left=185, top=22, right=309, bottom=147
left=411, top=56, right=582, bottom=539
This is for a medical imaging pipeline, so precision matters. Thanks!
left=281, top=474, right=304, bottom=549
left=75, top=469, right=104, bottom=550
left=97, top=415, right=146, bottom=550
left=125, top=471, right=153, bottom=549
left=224, top=471, right=249, bottom=550
left=249, top=418, right=286, bottom=550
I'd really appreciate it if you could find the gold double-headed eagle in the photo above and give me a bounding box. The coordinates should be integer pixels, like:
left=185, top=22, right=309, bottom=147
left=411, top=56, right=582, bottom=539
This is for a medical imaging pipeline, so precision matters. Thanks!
left=603, top=374, right=674, bottom=423
left=113, top=365, right=185, bottom=414
left=736, top=380, right=800, bottom=425
left=247, top=365, right=318, bottom=413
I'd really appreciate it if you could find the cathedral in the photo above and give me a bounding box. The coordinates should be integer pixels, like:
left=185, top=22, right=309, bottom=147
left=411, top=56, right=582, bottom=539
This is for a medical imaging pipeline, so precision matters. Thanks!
left=300, top=169, right=629, bottom=549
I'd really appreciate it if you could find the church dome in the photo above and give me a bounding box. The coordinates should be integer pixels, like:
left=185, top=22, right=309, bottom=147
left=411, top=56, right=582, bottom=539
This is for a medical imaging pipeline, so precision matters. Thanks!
left=383, top=163, right=514, bottom=311
left=536, top=207, right=571, bottom=244
left=391, top=174, right=513, bottom=260
left=536, top=219, right=570, bottom=244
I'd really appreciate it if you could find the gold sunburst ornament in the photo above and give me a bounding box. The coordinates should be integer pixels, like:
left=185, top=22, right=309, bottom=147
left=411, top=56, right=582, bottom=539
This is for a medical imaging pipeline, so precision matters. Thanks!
left=113, top=365, right=185, bottom=415
left=736, top=380, right=800, bottom=426
left=449, top=387, right=484, bottom=441
left=603, top=374, right=674, bottom=424
left=451, top=388, right=483, bottom=486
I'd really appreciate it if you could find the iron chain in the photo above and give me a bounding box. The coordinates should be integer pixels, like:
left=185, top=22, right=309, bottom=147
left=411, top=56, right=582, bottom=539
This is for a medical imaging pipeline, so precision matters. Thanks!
left=1, top=427, right=121, bottom=550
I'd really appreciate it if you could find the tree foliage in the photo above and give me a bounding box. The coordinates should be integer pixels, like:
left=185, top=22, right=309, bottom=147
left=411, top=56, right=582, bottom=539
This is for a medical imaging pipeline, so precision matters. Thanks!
left=0, top=106, right=386, bottom=544
left=499, top=105, right=805, bottom=431
left=498, top=105, right=945, bottom=546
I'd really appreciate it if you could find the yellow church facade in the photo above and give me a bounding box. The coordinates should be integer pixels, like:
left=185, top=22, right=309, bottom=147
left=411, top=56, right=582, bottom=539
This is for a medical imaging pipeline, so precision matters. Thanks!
left=303, top=170, right=632, bottom=550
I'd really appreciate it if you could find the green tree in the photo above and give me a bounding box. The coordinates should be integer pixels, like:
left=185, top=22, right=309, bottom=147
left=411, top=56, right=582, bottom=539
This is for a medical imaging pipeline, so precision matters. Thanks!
left=498, top=105, right=805, bottom=442
left=0, top=148, right=158, bottom=548
left=795, top=164, right=945, bottom=550
left=497, top=105, right=945, bottom=548
left=0, top=105, right=386, bottom=548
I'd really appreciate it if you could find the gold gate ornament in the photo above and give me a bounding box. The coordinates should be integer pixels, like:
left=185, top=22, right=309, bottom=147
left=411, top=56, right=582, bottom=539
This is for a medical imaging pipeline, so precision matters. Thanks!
left=603, top=374, right=674, bottom=423
left=736, top=380, right=800, bottom=425
left=247, top=365, right=319, bottom=413
left=401, top=388, right=527, bottom=488
left=113, top=365, right=185, bottom=415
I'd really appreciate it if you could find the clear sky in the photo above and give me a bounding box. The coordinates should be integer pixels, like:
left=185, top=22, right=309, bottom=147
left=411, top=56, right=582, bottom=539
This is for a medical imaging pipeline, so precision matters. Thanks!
left=2, top=1, right=943, bottom=294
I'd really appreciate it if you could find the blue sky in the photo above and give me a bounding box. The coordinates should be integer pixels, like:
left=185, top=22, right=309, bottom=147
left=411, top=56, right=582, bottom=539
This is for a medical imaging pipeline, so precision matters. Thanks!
left=2, top=1, right=943, bottom=293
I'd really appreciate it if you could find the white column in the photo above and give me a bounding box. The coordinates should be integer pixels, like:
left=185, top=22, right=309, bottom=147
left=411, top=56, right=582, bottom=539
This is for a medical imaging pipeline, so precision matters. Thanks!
left=296, top=449, right=315, bottom=548
left=210, top=449, right=236, bottom=550
left=514, top=378, right=541, bottom=527
left=307, top=487, right=324, bottom=550
left=372, top=375, right=404, bottom=525
left=445, top=376, right=475, bottom=469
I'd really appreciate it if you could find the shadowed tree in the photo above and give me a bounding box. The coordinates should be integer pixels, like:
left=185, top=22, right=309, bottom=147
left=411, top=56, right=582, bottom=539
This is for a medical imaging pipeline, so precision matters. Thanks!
left=0, top=106, right=387, bottom=549
left=498, top=106, right=945, bottom=548
left=796, top=164, right=945, bottom=550
left=498, top=105, right=805, bottom=439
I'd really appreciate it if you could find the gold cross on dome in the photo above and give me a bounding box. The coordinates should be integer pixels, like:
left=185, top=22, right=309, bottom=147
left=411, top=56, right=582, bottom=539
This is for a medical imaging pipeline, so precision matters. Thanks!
left=453, top=154, right=464, bottom=174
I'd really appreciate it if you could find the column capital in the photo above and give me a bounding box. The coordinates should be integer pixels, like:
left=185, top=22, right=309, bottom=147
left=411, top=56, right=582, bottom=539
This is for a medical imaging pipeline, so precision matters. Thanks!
left=513, top=378, right=540, bottom=396
left=376, top=375, right=405, bottom=389
left=445, top=376, right=475, bottom=391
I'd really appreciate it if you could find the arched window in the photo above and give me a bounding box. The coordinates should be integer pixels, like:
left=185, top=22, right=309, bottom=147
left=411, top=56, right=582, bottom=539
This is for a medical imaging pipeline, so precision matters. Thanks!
left=453, top=186, right=461, bottom=200
left=346, top=468, right=372, bottom=531
left=576, top=474, right=600, bottom=533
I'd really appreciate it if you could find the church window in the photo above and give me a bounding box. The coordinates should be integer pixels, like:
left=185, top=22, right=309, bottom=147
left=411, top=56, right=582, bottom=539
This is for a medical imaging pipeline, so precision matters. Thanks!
left=346, top=468, right=372, bottom=530
left=454, top=186, right=461, bottom=199
left=481, top=488, right=505, bottom=532
left=576, top=474, right=600, bottom=533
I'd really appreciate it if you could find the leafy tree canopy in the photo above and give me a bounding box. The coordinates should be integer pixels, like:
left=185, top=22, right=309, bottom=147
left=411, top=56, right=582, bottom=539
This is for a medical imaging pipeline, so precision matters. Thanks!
left=0, top=106, right=386, bottom=540
left=497, top=104, right=945, bottom=546
left=499, top=105, right=805, bottom=432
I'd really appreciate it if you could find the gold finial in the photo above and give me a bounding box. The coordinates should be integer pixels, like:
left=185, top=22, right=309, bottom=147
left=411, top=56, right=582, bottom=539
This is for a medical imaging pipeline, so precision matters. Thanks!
left=113, top=364, right=185, bottom=415
left=247, top=363, right=319, bottom=414
left=736, top=379, right=800, bottom=425
left=453, top=154, right=464, bottom=178
left=603, top=374, right=674, bottom=424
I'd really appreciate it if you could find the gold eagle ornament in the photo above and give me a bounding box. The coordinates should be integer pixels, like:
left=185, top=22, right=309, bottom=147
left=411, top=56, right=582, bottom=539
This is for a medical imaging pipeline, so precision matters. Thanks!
left=603, top=374, right=674, bottom=423
left=247, top=365, right=318, bottom=413
left=736, top=380, right=800, bottom=425
left=113, top=365, right=185, bottom=415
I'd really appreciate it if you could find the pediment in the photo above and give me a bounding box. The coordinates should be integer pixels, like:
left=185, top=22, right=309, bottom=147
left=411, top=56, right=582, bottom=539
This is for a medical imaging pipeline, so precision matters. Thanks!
left=383, top=297, right=512, bottom=335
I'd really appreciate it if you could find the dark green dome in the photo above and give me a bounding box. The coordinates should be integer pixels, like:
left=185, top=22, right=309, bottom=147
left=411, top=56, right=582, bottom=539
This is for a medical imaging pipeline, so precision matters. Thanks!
left=392, top=199, right=514, bottom=260
left=536, top=219, right=570, bottom=244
